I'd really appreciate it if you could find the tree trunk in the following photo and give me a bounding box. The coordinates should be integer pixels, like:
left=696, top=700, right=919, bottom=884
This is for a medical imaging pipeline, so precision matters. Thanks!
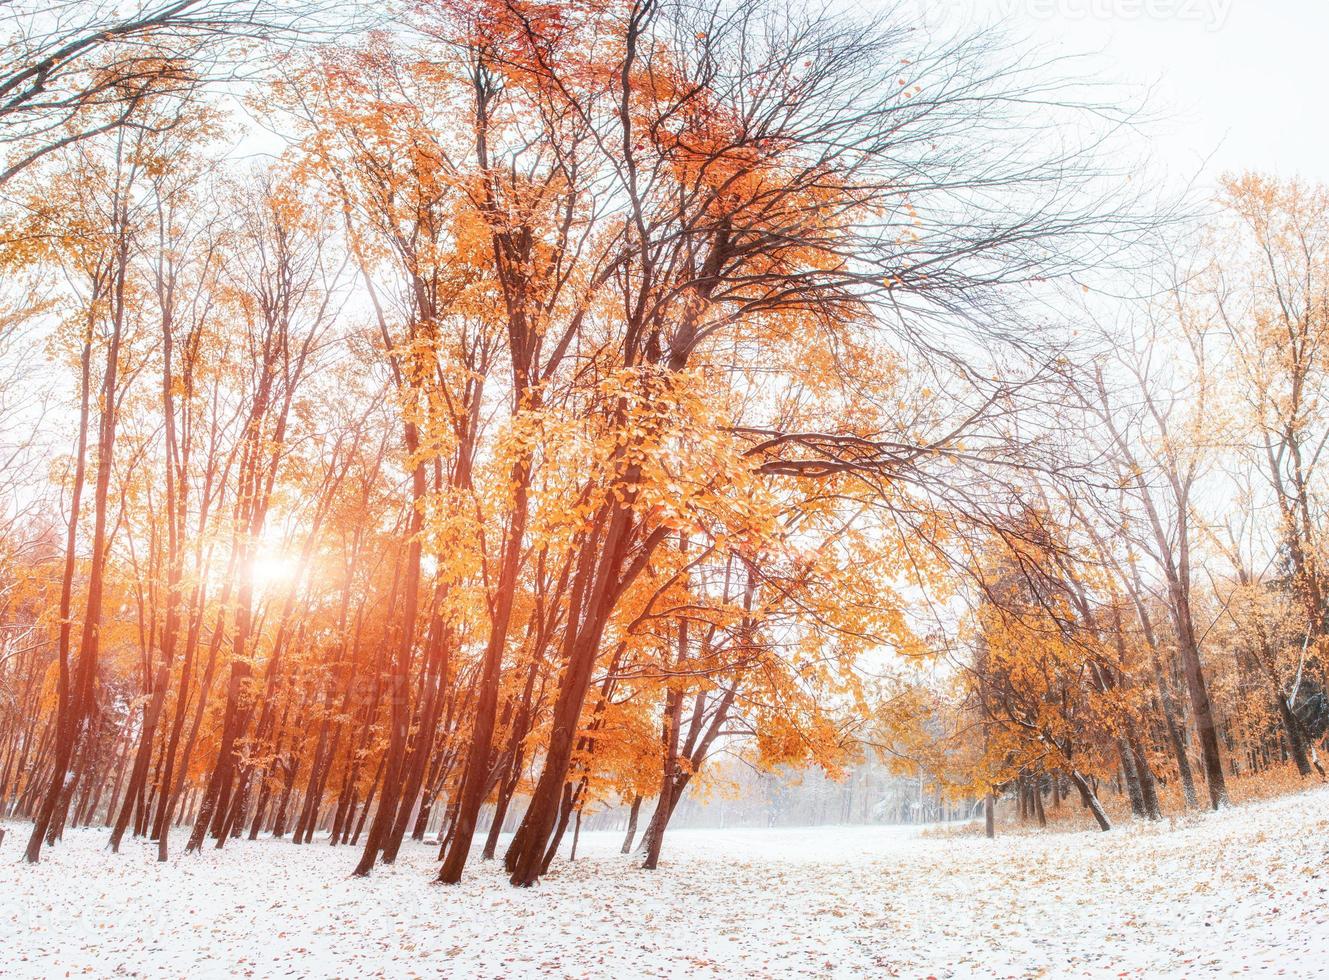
left=1275, top=695, right=1313, bottom=777
left=1069, top=771, right=1111, bottom=831
left=621, top=795, right=642, bottom=854
left=1118, top=740, right=1146, bottom=818
left=1130, top=736, right=1162, bottom=820
left=568, top=807, right=582, bottom=862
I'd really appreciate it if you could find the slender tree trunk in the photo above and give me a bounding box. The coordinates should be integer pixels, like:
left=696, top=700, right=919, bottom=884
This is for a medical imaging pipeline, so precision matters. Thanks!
left=352, top=426, right=426, bottom=876
left=621, top=795, right=642, bottom=854
left=568, top=807, right=582, bottom=862
left=1275, top=695, right=1313, bottom=777
left=643, top=682, right=684, bottom=870
left=1069, top=771, right=1111, bottom=831
left=1118, top=741, right=1146, bottom=818
left=438, top=476, right=528, bottom=883
left=24, top=311, right=96, bottom=863
left=29, top=239, right=128, bottom=860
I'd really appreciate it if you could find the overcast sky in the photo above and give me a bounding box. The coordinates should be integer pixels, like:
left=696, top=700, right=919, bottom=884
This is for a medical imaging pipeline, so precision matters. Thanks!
left=233, top=2, right=1325, bottom=189
left=861, top=0, right=1327, bottom=186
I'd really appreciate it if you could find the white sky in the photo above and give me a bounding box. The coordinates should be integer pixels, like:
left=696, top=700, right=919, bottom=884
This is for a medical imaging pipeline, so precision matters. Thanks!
left=233, top=2, right=1327, bottom=189
left=858, top=0, right=1329, bottom=186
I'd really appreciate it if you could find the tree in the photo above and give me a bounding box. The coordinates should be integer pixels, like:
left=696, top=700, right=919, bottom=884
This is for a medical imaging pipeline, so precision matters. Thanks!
left=0, top=0, right=313, bottom=185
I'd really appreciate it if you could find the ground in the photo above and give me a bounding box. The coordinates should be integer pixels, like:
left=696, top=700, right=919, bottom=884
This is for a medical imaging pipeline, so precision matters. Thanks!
left=3, top=785, right=1328, bottom=978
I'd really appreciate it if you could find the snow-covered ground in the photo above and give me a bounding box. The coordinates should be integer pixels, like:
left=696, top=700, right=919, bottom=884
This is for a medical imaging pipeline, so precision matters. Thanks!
left=3, top=785, right=1327, bottom=978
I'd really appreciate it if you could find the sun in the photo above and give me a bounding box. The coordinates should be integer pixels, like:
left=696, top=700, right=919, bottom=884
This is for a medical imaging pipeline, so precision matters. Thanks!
left=249, top=549, right=297, bottom=590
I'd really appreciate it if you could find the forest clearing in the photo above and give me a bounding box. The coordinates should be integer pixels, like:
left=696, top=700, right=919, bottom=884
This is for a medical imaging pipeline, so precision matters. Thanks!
left=4, top=785, right=1327, bottom=977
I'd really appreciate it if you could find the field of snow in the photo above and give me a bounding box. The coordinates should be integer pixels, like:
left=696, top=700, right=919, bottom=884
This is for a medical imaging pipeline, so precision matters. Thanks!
left=4, top=785, right=1328, bottom=978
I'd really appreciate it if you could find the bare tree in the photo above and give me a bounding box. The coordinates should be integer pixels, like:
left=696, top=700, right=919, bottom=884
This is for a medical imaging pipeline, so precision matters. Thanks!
left=0, top=0, right=326, bottom=185
left=1076, top=317, right=1231, bottom=810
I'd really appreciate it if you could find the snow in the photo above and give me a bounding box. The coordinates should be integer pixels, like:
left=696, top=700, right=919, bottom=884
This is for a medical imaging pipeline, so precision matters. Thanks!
left=3, top=786, right=1328, bottom=978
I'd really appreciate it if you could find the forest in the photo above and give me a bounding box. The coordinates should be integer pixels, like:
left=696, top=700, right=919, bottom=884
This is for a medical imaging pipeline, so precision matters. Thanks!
left=0, top=0, right=1326, bottom=975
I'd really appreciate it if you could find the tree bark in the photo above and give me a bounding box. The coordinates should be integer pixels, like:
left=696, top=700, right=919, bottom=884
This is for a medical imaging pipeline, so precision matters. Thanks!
left=1069, top=771, right=1111, bottom=831
left=621, top=795, right=642, bottom=854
